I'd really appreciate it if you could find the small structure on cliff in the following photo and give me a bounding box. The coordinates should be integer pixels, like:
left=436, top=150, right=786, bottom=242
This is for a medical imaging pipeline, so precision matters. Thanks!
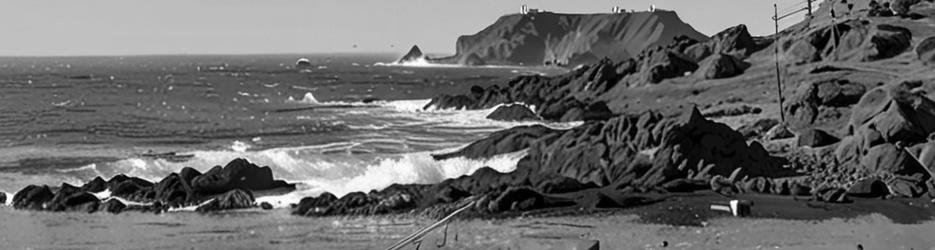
left=520, top=5, right=542, bottom=15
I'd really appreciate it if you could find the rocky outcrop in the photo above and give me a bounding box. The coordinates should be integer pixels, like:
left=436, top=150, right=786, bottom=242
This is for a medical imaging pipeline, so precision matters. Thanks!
left=294, top=108, right=805, bottom=217
left=684, top=24, right=760, bottom=60
left=485, top=104, right=540, bottom=122
left=11, top=158, right=294, bottom=214
left=785, top=79, right=868, bottom=132
left=191, top=158, right=293, bottom=195
left=396, top=45, right=424, bottom=64
left=427, top=11, right=708, bottom=66
left=423, top=58, right=631, bottom=121
left=785, top=20, right=912, bottom=63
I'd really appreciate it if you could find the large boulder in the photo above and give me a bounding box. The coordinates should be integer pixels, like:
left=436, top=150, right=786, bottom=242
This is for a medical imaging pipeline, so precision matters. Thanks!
left=191, top=158, right=295, bottom=194
left=695, top=53, right=749, bottom=79
left=12, top=185, right=54, bottom=210
left=848, top=81, right=935, bottom=145
left=785, top=79, right=867, bottom=132
left=486, top=104, right=540, bottom=122
left=195, top=189, right=255, bottom=213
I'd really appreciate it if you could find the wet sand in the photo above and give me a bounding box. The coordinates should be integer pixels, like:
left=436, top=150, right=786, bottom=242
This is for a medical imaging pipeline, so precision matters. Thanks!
left=2, top=198, right=934, bottom=250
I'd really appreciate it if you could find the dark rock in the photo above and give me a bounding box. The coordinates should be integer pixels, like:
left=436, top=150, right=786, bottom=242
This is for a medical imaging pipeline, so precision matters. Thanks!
left=491, top=187, right=545, bottom=212
left=111, top=181, right=145, bottom=198
left=737, top=118, right=779, bottom=139
left=486, top=104, right=540, bottom=122
left=81, top=177, right=107, bottom=193
left=797, top=128, right=840, bottom=147
left=191, top=158, right=295, bottom=194
left=152, top=173, right=195, bottom=207
left=48, top=192, right=100, bottom=213
left=12, top=185, right=54, bottom=210
left=106, top=175, right=153, bottom=191
left=293, top=192, right=338, bottom=216
left=195, top=189, right=255, bottom=213
left=432, top=125, right=556, bottom=160
left=918, top=36, right=935, bottom=64
left=260, top=202, right=273, bottom=210
left=432, top=186, right=470, bottom=204
left=102, top=199, right=127, bottom=214
left=662, top=178, right=709, bottom=193
left=847, top=178, right=889, bottom=198
left=537, top=176, right=591, bottom=194
left=0, top=192, right=5, bottom=204
left=179, top=167, right=202, bottom=184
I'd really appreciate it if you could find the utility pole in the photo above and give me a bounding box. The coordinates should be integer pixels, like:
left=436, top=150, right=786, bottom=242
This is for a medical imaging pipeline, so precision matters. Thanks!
left=773, top=4, right=786, bottom=123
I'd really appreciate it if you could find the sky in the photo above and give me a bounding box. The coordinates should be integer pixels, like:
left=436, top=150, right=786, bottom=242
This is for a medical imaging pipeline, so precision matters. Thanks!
left=0, top=0, right=817, bottom=56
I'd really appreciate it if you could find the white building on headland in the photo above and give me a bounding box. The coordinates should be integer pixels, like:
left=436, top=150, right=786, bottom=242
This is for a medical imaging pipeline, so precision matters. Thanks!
left=649, top=4, right=656, bottom=12
left=612, top=6, right=622, bottom=14
left=520, top=5, right=541, bottom=15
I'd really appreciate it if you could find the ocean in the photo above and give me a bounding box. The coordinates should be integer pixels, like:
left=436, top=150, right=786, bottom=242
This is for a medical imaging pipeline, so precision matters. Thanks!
left=0, top=53, right=574, bottom=208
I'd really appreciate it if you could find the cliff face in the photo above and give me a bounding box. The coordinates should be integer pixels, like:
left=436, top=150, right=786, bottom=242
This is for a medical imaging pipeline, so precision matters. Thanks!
left=430, top=11, right=709, bottom=66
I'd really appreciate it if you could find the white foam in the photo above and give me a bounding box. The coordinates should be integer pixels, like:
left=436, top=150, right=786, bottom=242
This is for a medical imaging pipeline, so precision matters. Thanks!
left=3, top=192, right=11, bottom=206
left=286, top=92, right=321, bottom=105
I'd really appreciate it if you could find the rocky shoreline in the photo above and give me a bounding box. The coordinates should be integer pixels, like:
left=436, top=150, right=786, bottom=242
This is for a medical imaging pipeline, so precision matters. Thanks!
left=4, top=0, right=935, bottom=229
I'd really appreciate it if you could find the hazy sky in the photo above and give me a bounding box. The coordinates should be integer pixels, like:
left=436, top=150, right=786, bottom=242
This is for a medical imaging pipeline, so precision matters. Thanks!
left=0, top=0, right=816, bottom=56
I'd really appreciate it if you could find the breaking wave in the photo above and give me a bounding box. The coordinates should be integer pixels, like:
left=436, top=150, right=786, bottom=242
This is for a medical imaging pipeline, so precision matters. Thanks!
left=47, top=142, right=527, bottom=208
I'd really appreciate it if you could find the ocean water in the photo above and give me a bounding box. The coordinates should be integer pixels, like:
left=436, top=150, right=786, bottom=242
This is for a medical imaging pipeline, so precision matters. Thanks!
left=0, top=54, right=574, bottom=207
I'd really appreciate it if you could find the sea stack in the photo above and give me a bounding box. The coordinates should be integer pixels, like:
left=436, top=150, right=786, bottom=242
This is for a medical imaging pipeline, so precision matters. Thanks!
left=397, top=45, right=425, bottom=63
